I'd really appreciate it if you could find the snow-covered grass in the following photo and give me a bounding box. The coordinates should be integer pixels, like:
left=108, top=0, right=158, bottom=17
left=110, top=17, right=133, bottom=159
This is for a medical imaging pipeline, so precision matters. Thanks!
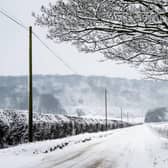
left=148, top=122, right=168, bottom=138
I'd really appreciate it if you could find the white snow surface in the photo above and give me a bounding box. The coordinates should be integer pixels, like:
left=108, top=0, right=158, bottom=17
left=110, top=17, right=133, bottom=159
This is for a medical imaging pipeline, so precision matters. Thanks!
left=148, top=122, right=168, bottom=139
left=1, top=124, right=168, bottom=168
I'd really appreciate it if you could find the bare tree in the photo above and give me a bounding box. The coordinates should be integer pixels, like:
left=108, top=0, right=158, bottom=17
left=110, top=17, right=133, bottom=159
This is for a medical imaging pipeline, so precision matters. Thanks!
left=33, top=0, right=168, bottom=79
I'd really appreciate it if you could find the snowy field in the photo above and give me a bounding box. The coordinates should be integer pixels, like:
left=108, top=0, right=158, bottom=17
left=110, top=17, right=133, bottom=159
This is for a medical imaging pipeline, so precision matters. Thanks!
left=1, top=124, right=168, bottom=168
left=149, top=122, right=168, bottom=139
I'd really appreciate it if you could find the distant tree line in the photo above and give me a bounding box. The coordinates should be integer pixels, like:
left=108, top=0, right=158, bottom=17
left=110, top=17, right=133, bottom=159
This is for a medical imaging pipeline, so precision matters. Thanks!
left=145, top=107, right=168, bottom=122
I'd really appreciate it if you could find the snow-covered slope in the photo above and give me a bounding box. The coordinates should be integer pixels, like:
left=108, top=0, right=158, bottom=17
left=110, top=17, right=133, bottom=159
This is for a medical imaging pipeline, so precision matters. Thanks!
left=0, top=75, right=168, bottom=117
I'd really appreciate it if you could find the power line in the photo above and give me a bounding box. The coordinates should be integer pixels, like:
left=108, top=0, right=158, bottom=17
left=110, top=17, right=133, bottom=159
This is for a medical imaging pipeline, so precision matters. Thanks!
left=32, top=32, right=78, bottom=74
left=0, top=8, right=77, bottom=74
left=0, top=8, right=28, bottom=31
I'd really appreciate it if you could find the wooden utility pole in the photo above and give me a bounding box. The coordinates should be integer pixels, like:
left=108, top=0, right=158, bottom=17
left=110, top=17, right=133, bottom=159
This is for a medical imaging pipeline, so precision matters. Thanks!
left=127, top=111, right=129, bottom=123
left=105, top=88, right=108, bottom=130
left=28, top=26, right=33, bottom=142
left=120, top=107, right=123, bottom=122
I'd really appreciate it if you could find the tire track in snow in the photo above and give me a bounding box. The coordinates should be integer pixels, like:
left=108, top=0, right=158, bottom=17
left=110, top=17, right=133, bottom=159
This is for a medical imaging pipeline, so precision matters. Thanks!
left=36, top=141, right=104, bottom=168
left=27, top=125, right=168, bottom=168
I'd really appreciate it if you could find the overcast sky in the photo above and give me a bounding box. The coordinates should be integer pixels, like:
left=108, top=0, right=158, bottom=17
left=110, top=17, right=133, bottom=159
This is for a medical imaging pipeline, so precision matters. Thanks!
left=0, top=0, right=143, bottom=79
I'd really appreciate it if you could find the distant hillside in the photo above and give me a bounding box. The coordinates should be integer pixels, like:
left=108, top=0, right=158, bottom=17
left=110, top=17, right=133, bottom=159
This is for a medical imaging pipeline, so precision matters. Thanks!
left=0, top=75, right=168, bottom=117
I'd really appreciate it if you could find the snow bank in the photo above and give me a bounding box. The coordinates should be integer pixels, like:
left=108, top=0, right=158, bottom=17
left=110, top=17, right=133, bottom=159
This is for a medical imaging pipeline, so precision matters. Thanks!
left=148, top=122, right=168, bottom=138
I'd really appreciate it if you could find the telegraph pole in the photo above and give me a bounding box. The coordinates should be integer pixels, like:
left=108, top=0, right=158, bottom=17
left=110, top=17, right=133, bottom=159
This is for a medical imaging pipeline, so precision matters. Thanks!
left=127, top=111, right=129, bottom=123
left=105, top=88, right=108, bottom=130
left=120, top=107, right=123, bottom=122
left=28, top=26, right=33, bottom=142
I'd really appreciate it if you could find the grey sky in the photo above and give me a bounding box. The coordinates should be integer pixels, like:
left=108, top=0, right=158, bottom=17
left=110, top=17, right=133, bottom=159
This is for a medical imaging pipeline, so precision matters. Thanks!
left=0, top=0, right=143, bottom=79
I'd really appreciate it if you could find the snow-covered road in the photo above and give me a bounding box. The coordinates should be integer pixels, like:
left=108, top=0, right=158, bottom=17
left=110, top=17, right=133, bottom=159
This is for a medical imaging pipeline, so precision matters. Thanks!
left=1, top=125, right=168, bottom=168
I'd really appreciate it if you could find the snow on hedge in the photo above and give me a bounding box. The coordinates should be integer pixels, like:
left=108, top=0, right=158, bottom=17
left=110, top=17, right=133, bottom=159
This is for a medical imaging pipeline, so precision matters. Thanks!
left=0, top=109, right=131, bottom=148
